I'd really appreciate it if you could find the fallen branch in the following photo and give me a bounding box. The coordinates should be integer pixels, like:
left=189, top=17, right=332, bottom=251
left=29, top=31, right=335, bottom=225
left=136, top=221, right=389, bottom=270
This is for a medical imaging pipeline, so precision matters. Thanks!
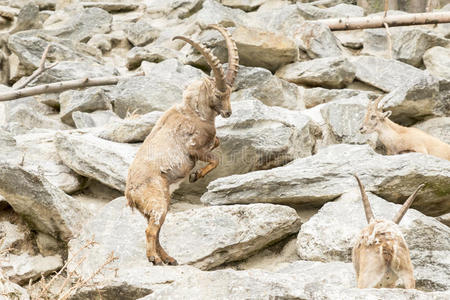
left=0, top=72, right=144, bottom=102
left=14, top=44, right=59, bottom=90
left=318, top=11, right=450, bottom=30
left=384, top=22, right=393, bottom=58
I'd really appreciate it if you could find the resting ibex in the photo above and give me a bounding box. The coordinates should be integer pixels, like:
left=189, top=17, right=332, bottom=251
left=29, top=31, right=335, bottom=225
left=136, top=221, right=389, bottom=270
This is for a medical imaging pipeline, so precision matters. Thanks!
left=352, top=175, right=424, bottom=289
left=125, top=25, right=239, bottom=265
left=360, top=96, right=450, bottom=160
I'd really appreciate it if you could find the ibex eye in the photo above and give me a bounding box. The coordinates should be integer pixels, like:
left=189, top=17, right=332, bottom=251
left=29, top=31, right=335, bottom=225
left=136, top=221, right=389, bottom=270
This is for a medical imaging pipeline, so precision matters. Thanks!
left=371, top=116, right=376, bottom=120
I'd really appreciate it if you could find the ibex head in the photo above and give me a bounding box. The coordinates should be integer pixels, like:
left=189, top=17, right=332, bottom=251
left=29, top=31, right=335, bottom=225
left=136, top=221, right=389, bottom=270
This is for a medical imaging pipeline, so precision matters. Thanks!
left=353, top=174, right=424, bottom=224
left=173, top=25, right=239, bottom=119
left=360, top=96, right=392, bottom=134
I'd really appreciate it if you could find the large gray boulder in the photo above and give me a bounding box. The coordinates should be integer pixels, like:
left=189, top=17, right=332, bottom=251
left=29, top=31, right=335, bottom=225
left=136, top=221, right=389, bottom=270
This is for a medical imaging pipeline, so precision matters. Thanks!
left=350, top=56, right=428, bottom=92
left=72, top=110, right=121, bottom=129
left=424, top=46, right=450, bottom=80
left=276, top=57, right=355, bottom=89
left=68, top=197, right=301, bottom=276
left=230, top=65, right=306, bottom=111
left=126, top=45, right=179, bottom=69
left=297, top=191, right=450, bottom=291
left=59, top=87, right=112, bottom=126
left=112, top=59, right=203, bottom=118
left=125, top=20, right=159, bottom=47
left=0, top=164, right=88, bottom=241
left=392, top=28, right=449, bottom=67
left=8, top=106, right=71, bottom=132
left=189, top=0, right=252, bottom=29
left=201, top=144, right=450, bottom=216
left=174, top=100, right=317, bottom=200
left=303, top=87, right=378, bottom=109
left=296, top=3, right=364, bottom=20
left=14, top=131, right=86, bottom=193
left=413, top=117, right=450, bottom=144
left=54, top=132, right=139, bottom=192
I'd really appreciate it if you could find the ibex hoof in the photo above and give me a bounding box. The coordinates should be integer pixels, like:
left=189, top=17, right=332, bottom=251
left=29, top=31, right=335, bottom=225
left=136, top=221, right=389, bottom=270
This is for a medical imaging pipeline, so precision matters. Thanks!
left=165, top=257, right=178, bottom=266
left=148, top=254, right=163, bottom=265
left=189, top=172, right=198, bottom=183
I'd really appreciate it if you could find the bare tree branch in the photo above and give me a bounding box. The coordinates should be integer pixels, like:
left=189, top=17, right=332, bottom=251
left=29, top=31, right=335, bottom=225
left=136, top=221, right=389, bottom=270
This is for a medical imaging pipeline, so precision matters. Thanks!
left=0, top=72, right=144, bottom=102
left=383, top=22, right=393, bottom=58
left=14, top=44, right=59, bottom=90
left=318, top=11, right=450, bottom=31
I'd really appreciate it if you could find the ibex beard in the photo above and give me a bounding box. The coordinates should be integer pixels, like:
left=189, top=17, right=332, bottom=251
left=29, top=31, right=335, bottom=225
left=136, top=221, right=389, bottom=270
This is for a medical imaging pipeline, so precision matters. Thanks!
left=125, top=25, right=239, bottom=265
left=352, top=175, right=424, bottom=289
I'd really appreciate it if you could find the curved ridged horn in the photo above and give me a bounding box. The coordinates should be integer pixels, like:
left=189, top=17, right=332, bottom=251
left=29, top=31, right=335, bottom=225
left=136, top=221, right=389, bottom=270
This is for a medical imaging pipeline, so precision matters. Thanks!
left=392, top=184, right=424, bottom=224
left=373, top=95, right=384, bottom=110
left=173, top=36, right=227, bottom=92
left=353, top=174, right=375, bottom=223
left=207, top=24, right=239, bottom=87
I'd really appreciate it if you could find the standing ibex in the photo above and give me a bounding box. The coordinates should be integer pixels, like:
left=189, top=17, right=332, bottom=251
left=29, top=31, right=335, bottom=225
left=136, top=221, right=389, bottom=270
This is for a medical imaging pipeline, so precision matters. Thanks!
left=125, top=25, right=239, bottom=265
left=360, top=96, right=450, bottom=160
left=352, top=175, right=424, bottom=289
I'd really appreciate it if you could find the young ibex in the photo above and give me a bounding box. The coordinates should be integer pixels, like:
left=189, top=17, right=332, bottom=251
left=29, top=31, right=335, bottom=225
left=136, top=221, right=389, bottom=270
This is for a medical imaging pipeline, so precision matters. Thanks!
left=125, top=25, right=239, bottom=265
left=360, top=96, right=450, bottom=160
left=352, top=175, right=424, bottom=289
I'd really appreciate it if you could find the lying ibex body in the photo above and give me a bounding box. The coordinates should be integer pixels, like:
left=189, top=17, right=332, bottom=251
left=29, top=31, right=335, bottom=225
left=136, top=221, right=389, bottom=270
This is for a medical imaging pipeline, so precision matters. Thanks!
left=125, top=25, right=239, bottom=265
left=352, top=175, right=424, bottom=289
left=360, top=97, right=450, bottom=160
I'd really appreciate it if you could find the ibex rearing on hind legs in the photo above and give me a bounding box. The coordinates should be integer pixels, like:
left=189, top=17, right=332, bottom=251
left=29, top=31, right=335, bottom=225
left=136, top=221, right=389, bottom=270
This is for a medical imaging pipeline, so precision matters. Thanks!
left=360, top=96, right=450, bottom=160
left=352, top=175, right=424, bottom=289
left=125, top=25, right=239, bottom=265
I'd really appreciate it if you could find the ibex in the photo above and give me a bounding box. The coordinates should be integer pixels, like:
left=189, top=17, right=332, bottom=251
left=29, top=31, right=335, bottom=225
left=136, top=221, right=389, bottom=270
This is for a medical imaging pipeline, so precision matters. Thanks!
left=352, top=175, right=424, bottom=289
left=360, top=96, right=450, bottom=160
left=125, top=25, right=239, bottom=265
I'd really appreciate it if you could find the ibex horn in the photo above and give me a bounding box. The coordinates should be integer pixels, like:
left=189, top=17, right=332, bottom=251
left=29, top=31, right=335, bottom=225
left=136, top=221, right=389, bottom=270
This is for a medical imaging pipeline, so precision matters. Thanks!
left=207, top=24, right=239, bottom=87
left=392, top=184, right=425, bottom=224
left=353, top=174, right=375, bottom=223
left=173, top=36, right=227, bottom=92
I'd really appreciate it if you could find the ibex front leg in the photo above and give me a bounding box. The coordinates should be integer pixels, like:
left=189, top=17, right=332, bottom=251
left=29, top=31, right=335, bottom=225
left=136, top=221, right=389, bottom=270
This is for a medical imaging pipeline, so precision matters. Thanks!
left=189, top=137, right=220, bottom=183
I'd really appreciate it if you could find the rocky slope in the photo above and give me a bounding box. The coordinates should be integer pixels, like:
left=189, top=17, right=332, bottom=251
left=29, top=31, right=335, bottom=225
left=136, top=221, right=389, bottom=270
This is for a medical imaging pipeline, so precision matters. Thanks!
left=0, top=0, right=449, bottom=299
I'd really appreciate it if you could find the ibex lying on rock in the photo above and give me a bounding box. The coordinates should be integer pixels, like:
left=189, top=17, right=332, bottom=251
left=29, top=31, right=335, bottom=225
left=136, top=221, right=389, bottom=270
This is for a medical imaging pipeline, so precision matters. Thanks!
left=352, top=175, right=424, bottom=289
left=360, top=96, right=450, bottom=160
left=125, top=25, right=239, bottom=265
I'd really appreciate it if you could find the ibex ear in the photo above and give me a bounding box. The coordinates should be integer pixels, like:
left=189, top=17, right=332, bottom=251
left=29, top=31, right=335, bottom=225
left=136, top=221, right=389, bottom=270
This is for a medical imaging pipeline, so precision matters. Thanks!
left=382, top=111, right=392, bottom=119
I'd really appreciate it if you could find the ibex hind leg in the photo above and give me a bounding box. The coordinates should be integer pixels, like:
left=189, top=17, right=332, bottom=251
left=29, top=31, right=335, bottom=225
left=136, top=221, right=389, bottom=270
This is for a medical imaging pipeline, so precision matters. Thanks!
left=357, top=250, right=387, bottom=288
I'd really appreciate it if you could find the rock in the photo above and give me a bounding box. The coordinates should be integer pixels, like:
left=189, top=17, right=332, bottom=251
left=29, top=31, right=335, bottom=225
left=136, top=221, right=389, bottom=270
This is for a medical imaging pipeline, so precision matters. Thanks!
left=0, top=221, right=26, bottom=251
left=276, top=57, right=355, bottom=89
left=424, top=46, right=450, bottom=80
left=190, top=0, right=252, bottom=29
left=35, top=232, right=60, bottom=256
left=381, top=73, right=442, bottom=125
left=10, top=3, right=42, bottom=34
left=14, top=131, right=86, bottom=193
left=146, top=0, right=204, bottom=19
left=296, top=191, right=450, bottom=291
left=73, top=110, right=121, bottom=129
left=126, top=45, right=179, bottom=69
left=303, top=87, right=378, bottom=109
left=414, top=117, right=450, bottom=145
left=86, top=30, right=128, bottom=53
left=140, top=263, right=352, bottom=300
left=0, top=253, right=62, bottom=284
left=436, top=213, right=450, bottom=227
left=350, top=56, right=429, bottom=92
left=220, top=0, right=265, bottom=11
left=7, top=31, right=101, bottom=70
left=8, top=106, right=71, bottom=132
left=289, top=21, right=342, bottom=59
left=201, top=144, right=450, bottom=216
left=304, top=283, right=450, bottom=299
left=250, top=4, right=305, bottom=34
left=392, top=29, right=449, bottom=67
left=320, top=95, right=378, bottom=145
left=70, top=265, right=201, bottom=300
left=52, top=7, right=112, bottom=43
left=296, top=3, right=364, bottom=20
left=33, top=61, right=117, bottom=85
left=59, top=87, right=113, bottom=126
left=334, top=30, right=364, bottom=50
left=68, top=197, right=301, bottom=276
left=126, top=20, right=159, bottom=47
left=231, top=65, right=305, bottom=110
left=112, top=59, right=203, bottom=118
left=81, top=2, right=140, bottom=13
left=0, top=277, right=30, bottom=300
left=174, top=100, right=316, bottom=200
left=95, top=111, right=163, bottom=143
left=361, top=26, right=403, bottom=58
left=0, top=164, right=88, bottom=241
left=54, top=132, right=139, bottom=191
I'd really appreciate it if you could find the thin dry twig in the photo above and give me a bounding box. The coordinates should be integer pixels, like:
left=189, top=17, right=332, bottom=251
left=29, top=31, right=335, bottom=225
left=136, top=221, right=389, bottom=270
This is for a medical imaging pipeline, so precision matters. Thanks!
left=383, top=22, right=393, bottom=59
left=14, top=44, right=59, bottom=90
